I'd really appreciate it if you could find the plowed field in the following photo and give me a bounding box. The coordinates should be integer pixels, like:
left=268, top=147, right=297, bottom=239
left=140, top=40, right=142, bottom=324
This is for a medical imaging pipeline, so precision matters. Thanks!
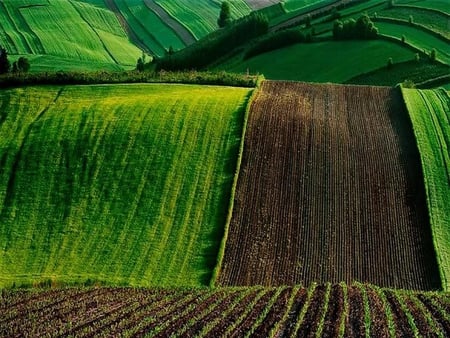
left=1, top=285, right=449, bottom=337
left=218, top=81, right=440, bottom=289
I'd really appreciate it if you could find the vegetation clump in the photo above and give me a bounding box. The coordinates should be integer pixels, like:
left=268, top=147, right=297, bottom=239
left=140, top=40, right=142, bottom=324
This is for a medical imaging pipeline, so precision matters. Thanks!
left=333, top=14, right=378, bottom=40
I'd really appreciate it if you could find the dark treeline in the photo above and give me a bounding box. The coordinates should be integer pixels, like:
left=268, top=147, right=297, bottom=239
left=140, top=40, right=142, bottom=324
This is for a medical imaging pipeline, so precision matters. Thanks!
left=333, top=14, right=378, bottom=40
left=0, top=70, right=260, bottom=88
left=244, top=28, right=313, bottom=60
left=156, top=13, right=269, bottom=71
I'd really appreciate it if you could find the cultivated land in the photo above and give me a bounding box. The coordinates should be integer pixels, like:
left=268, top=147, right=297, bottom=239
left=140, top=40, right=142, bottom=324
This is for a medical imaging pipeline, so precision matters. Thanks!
left=0, top=0, right=141, bottom=71
left=1, top=284, right=449, bottom=337
left=218, top=81, right=440, bottom=289
left=402, top=88, right=450, bottom=291
left=0, top=84, right=251, bottom=288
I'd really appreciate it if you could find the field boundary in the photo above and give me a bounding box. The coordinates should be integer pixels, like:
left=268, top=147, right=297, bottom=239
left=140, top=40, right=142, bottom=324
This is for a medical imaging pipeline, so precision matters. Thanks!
left=210, top=77, right=264, bottom=287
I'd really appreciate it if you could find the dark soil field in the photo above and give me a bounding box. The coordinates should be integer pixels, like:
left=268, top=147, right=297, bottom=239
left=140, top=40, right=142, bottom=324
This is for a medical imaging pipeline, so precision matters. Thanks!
left=218, top=81, right=440, bottom=289
left=1, top=285, right=449, bottom=337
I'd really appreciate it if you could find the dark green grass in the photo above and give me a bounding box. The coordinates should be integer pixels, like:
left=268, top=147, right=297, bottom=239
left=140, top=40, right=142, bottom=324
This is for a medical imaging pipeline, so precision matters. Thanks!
left=346, top=60, right=450, bottom=87
left=0, top=84, right=251, bottom=288
left=218, top=39, right=414, bottom=82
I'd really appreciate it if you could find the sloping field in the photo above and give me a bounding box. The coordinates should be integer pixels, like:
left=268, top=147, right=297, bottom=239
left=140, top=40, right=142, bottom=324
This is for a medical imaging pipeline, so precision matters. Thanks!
left=376, top=21, right=450, bottom=64
left=402, top=88, right=450, bottom=291
left=221, top=40, right=414, bottom=82
left=154, top=0, right=251, bottom=39
left=1, top=284, right=449, bottom=336
left=218, top=81, right=440, bottom=289
left=0, top=0, right=141, bottom=71
left=0, top=84, right=251, bottom=288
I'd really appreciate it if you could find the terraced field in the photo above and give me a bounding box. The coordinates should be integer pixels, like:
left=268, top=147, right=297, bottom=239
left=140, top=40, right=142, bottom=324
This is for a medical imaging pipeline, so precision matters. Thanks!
left=0, top=84, right=251, bottom=288
left=1, top=284, right=449, bottom=337
left=218, top=81, right=440, bottom=289
left=401, top=88, right=450, bottom=291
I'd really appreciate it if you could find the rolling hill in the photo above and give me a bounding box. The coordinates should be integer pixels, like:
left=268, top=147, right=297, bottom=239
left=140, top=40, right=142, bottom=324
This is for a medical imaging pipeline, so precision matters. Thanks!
left=0, top=83, right=251, bottom=288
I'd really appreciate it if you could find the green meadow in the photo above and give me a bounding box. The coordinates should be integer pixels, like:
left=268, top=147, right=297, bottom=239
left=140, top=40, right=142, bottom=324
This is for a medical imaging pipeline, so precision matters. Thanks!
left=0, top=84, right=251, bottom=288
left=402, top=87, right=450, bottom=290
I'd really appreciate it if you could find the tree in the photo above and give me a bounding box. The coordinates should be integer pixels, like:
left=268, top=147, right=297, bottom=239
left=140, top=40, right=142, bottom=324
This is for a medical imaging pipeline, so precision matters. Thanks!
left=136, top=57, right=145, bottom=72
left=0, top=47, right=10, bottom=74
left=429, top=48, right=436, bottom=61
left=17, top=56, right=30, bottom=72
left=218, top=1, right=232, bottom=28
left=387, top=57, right=393, bottom=69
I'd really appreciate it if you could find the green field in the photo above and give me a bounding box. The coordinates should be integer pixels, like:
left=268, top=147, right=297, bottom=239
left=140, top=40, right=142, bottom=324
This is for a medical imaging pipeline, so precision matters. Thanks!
left=376, top=21, right=450, bottom=64
left=0, top=0, right=141, bottom=71
left=219, top=39, right=415, bottom=82
left=0, top=84, right=251, bottom=288
left=379, top=5, right=450, bottom=39
left=395, top=0, right=450, bottom=13
left=154, top=0, right=251, bottom=39
left=402, top=87, right=450, bottom=291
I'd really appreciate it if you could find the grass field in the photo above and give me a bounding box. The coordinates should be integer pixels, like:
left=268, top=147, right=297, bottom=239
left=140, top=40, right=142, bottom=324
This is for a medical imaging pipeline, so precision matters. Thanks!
left=395, top=0, right=450, bottom=13
left=220, top=39, right=415, bottom=82
left=402, top=88, right=450, bottom=291
left=154, top=0, right=251, bottom=39
left=0, top=84, right=251, bottom=288
left=2, top=284, right=449, bottom=336
left=379, top=5, right=450, bottom=39
left=218, top=81, right=440, bottom=289
left=375, top=21, right=450, bottom=64
left=0, top=0, right=141, bottom=71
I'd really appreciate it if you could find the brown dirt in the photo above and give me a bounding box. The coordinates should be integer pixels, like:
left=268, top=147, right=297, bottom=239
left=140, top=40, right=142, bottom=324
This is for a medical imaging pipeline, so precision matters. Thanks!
left=218, top=81, right=440, bottom=290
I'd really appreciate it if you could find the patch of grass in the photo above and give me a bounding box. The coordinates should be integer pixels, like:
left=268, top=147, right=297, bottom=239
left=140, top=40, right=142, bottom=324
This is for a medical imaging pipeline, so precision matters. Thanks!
left=219, top=39, right=414, bottom=82
left=401, top=87, right=450, bottom=290
left=346, top=60, right=450, bottom=87
left=375, top=21, right=450, bottom=64
left=154, top=0, right=251, bottom=39
left=0, top=83, right=251, bottom=288
left=0, top=0, right=141, bottom=70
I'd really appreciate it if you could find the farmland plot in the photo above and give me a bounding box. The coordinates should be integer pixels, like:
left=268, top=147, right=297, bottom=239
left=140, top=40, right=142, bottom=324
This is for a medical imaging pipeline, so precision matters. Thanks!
left=0, top=84, right=250, bottom=288
left=402, top=88, right=450, bottom=291
left=218, top=81, right=440, bottom=289
left=1, top=284, right=448, bottom=337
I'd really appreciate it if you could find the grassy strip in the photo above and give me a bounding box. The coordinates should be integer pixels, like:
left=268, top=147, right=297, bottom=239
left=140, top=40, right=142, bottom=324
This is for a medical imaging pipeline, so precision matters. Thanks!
left=338, top=282, right=349, bottom=337
left=209, top=77, right=264, bottom=287
left=292, top=282, right=318, bottom=335
left=401, top=88, right=450, bottom=290
left=315, top=283, right=332, bottom=337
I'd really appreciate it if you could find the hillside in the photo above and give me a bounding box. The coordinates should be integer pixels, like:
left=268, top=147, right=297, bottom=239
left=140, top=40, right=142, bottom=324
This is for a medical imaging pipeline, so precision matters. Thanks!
left=0, top=83, right=251, bottom=288
left=218, top=81, right=440, bottom=290
left=1, top=284, right=449, bottom=336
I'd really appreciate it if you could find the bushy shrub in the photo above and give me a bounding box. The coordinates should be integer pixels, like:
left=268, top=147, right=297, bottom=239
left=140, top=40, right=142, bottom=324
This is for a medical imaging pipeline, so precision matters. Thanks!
left=333, top=15, right=378, bottom=40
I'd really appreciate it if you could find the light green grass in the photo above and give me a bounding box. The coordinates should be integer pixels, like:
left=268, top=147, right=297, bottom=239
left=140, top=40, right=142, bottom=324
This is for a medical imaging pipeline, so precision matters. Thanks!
left=376, top=21, right=450, bottom=64
left=219, top=39, right=414, bottom=82
left=283, top=0, right=332, bottom=12
left=395, top=0, right=450, bottom=13
left=0, top=0, right=141, bottom=71
left=0, top=84, right=251, bottom=288
left=154, top=0, right=251, bottom=39
left=379, top=6, right=450, bottom=39
left=401, top=88, right=450, bottom=291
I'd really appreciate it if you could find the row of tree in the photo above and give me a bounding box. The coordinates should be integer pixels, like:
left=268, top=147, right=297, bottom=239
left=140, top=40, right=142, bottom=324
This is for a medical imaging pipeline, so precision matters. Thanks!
left=0, top=47, right=30, bottom=74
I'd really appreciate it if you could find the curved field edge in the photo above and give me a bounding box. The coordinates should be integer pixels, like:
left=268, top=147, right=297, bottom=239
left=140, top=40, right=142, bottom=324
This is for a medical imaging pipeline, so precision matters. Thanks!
left=210, top=76, right=264, bottom=287
left=401, top=87, right=450, bottom=291
left=1, top=284, right=449, bottom=337
left=0, top=83, right=252, bottom=288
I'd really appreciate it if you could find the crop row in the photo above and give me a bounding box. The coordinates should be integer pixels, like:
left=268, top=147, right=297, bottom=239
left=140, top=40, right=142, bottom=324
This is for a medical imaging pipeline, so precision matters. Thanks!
left=218, top=81, right=440, bottom=289
left=1, top=284, right=448, bottom=337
